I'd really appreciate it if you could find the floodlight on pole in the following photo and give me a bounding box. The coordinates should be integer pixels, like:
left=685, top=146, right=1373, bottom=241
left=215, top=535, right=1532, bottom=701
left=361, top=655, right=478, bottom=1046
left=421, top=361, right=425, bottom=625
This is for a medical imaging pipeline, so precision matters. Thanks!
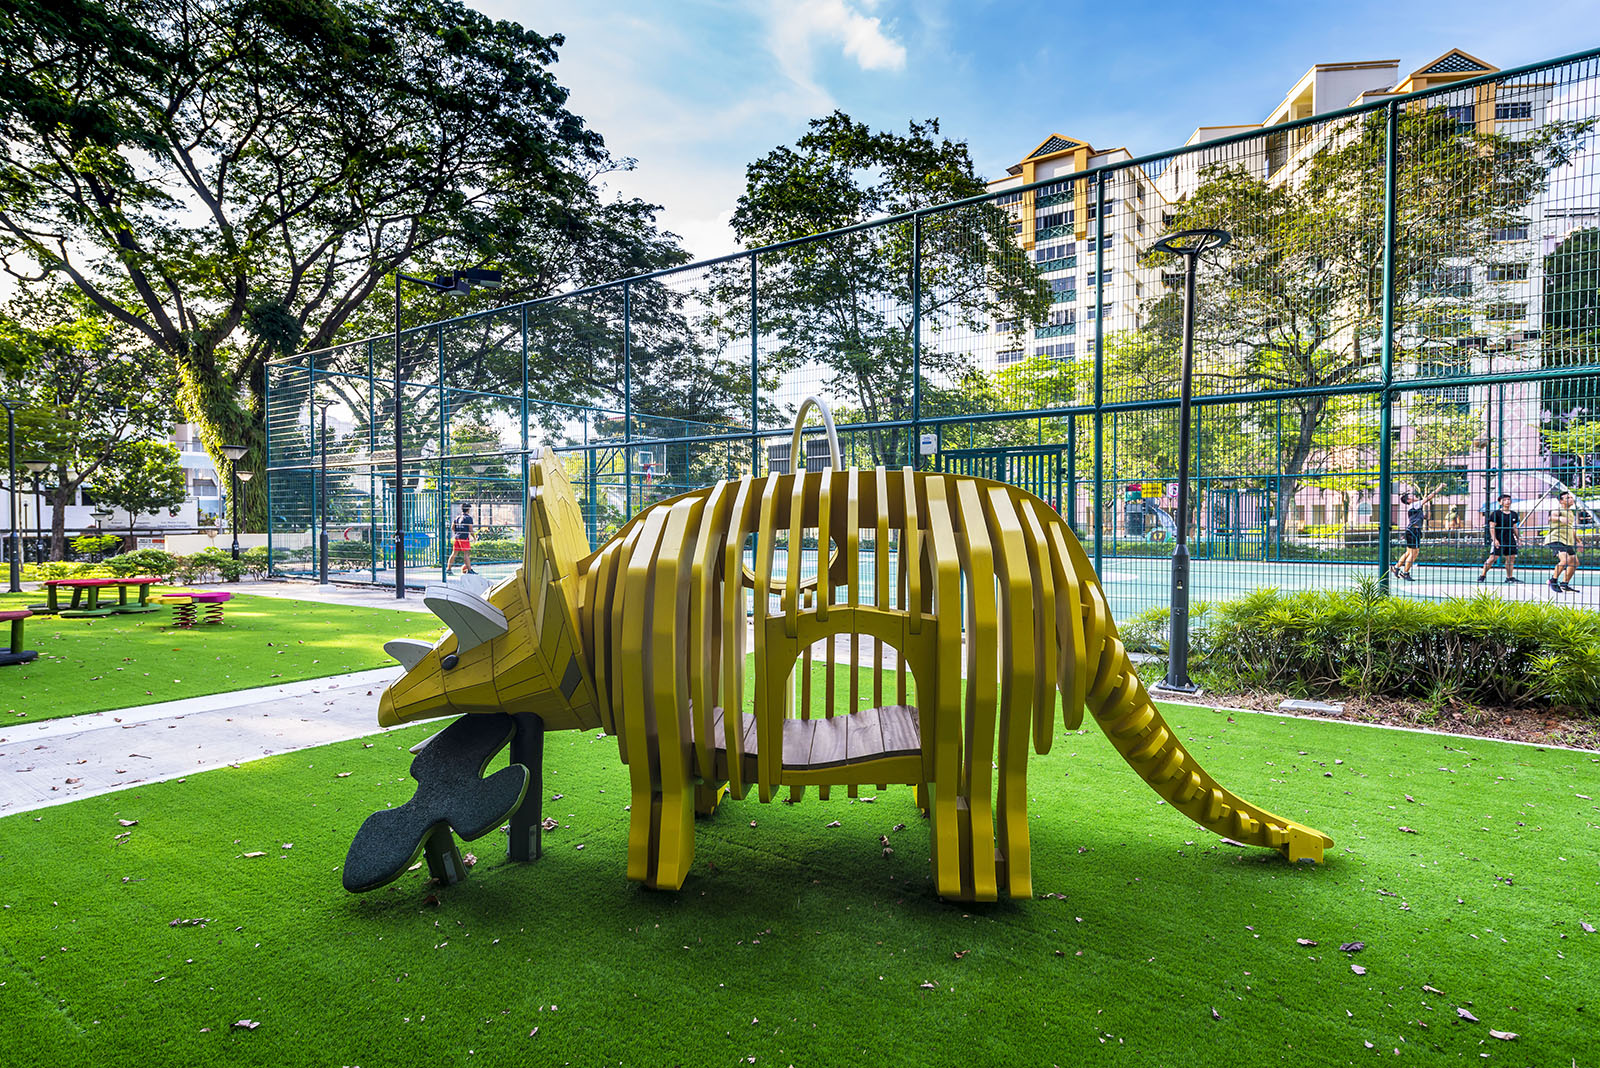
left=1145, top=228, right=1231, bottom=697
left=392, top=265, right=504, bottom=599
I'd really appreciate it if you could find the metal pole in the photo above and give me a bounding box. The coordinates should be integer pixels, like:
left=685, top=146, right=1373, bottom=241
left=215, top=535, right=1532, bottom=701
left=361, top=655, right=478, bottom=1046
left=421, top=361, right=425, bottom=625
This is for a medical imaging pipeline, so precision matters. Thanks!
left=1163, top=250, right=1200, bottom=693
left=5, top=403, right=19, bottom=593
left=1092, top=172, right=1107, bottom=574
left=394, top=270, right=406, bottom=599
left=911, top=211, right=922, bottom=469
left=623, top=280, right=633, bottom=519
left=1376, top=102, right=1399, bottom=590
left=750, top=254, right=760, bottom=471
left=318, top=404, right=330, bottom=585
left=229, top=467, right=240, bottom=559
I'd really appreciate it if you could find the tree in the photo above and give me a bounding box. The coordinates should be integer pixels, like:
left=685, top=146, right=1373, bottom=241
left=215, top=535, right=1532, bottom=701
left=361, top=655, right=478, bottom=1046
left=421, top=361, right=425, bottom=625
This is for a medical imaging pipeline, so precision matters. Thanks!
left=86, top=439, right=187, bottom=540
left=1161, top=106, right=1592, bottom=532
left=0, top=288, right=178, bottom=556
left=730, top=112, right=1050, bottom=467
left=0, top=0, right=687, bottom=524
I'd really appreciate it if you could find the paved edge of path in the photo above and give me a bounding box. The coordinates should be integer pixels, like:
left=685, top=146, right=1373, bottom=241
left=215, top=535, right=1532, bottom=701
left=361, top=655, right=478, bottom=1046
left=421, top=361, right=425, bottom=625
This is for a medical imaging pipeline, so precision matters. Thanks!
left=0, top=667, right=408, bottom=816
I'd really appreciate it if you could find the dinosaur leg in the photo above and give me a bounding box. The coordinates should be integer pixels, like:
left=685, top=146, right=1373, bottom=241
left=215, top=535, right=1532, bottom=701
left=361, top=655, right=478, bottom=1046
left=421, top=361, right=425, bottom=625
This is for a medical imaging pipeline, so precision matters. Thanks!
left=1086, top=634, right=1332, bottom=863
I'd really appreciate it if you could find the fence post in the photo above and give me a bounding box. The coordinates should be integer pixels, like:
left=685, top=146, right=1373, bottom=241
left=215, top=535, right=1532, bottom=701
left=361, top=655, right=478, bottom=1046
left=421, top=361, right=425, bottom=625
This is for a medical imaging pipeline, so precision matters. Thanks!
left=1092, top=171, right=1107, bottom=574
left=521, top=304, right=530, bottom=499
left=367, top=339, right=376, bottom=581
left=911, top=211, right=922, bottom=469
left=438, top=324, right=447, bottom=583
left=1377, top=101, right=1399, bottom=590
left=264, top=362, right=274, bottom=573
left=750, top=254, right=760, bottom=471
left=623, top=280, right=633, bottom=519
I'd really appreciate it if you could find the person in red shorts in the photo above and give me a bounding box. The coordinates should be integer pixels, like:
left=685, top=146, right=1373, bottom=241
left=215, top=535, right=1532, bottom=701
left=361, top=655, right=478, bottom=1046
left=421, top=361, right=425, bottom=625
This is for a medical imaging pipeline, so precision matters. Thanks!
left=446, top=501, right=476, bottom=576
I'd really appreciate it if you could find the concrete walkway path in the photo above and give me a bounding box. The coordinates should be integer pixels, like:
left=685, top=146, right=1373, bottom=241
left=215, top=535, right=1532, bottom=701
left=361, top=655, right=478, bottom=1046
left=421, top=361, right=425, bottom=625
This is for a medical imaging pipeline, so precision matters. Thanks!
left=0, top=667, right=407, bottom=816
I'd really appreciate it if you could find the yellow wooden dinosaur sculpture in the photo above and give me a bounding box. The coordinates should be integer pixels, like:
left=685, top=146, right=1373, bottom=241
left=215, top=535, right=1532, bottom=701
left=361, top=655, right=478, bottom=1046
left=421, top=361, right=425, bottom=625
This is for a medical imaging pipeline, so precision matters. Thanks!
left=350, top=411, right=1331, bottom=902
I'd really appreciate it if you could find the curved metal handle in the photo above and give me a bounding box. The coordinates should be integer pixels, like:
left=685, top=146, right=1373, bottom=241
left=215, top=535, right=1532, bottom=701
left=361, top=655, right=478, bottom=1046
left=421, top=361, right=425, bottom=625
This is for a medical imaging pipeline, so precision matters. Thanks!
left=790, top=396, right=842, bottom=471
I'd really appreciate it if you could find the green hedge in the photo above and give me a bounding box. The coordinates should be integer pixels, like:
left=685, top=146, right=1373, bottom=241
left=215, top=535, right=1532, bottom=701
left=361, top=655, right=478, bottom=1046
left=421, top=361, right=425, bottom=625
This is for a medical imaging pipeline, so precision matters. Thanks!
left=1123, top=581, right=1600, bottom=716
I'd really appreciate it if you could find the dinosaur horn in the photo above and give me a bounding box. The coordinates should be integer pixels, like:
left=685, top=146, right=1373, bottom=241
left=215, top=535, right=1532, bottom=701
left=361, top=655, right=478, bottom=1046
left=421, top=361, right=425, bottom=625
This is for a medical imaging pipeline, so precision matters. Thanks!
left=422, top=584, right=509, bottom=652
left=384, top=638, right=433, bottom=670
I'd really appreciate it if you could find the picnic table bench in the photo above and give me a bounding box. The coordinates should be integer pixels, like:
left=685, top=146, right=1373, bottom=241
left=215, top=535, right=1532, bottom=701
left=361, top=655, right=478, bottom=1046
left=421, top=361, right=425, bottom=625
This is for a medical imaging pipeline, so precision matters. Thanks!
left=1, top=608, right=38, bottom=666
left=34, top=577, right=163, bottom=618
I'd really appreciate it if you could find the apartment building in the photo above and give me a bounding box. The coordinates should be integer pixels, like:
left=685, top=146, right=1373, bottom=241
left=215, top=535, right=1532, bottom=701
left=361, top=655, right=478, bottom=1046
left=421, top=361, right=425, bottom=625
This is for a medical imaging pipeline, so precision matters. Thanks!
left=987, top=48, right=1592, bottom=528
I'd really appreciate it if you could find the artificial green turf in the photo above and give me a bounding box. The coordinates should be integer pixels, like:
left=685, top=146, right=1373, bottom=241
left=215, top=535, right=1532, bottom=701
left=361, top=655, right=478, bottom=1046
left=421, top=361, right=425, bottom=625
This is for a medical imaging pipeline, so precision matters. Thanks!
left=0, top=591, right=442, bottom=723
left=1, top=706, right=1595, bottom=1066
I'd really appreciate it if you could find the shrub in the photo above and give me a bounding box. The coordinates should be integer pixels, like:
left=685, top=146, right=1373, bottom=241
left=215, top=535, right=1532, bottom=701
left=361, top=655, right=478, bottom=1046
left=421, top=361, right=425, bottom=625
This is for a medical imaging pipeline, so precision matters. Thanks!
left=106, top=548, right=179, bottom=580
left=241, top=546, right=271, bottom=579
left=188, top=547, right=245, bottom=583
left=1172, top=579, right=1600, bottom=715
left=71, top=533, right=123, bottom=559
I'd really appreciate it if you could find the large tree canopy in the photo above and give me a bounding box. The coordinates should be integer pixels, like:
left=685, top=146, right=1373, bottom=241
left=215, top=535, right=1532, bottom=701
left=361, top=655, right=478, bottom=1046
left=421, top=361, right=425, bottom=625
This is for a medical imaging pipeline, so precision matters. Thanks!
left=0, top=0, right=687, bottom=521
left=731, top=111, right=1048, bottom=467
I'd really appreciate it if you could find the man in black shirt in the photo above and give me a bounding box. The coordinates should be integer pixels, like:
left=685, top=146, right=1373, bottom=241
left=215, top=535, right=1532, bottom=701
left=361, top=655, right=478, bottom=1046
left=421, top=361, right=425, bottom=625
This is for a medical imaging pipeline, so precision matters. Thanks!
left=1476, top=493, right=1522, bottom=584
left=1392, top=487, right=1440, bottom=582
left=446, top=502, right=476, bottom=576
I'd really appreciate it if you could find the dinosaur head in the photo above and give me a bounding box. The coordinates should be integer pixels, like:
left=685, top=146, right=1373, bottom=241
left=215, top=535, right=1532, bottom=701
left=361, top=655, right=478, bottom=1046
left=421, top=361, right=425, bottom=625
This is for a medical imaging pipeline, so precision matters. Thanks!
left=378, top=449, right=600, bottom=732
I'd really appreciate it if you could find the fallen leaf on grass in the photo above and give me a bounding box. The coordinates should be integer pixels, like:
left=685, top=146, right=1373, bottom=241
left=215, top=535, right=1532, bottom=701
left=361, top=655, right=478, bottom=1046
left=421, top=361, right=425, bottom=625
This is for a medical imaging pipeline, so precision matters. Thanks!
left=1211, top=1008, right=1220, bottom=1020
left=1340, top=942, right=1366, bottom=952
left=1457, top=1008, right=1478, bottom=1022
left=232, top=1020, right=259, bottom=1030
left=241, top=852, right=266, bottom=858
left=1398, top=826, right=1418, bottom=834
left=540, top=817, right=558, bottom=831
left=892, top=822, right=907, bottom=832
left=1489, top=1030, right=1518, bottom=1040
left=168, top=918, right=210, bottom=928
left=1351, top=964, right=1367, bottom=975
left=1583, top=922, right=1596, bottom=934
left=118, top=819, right=138, bottom=827
left=1296, top=938, right=1317, bottom=946
left=953, top=950, right=968, bottom=960
left=919, top=981, right=937, bottom=989
left=826, top=820, right=841, bottom=828
left=1422, top=984, right=1444, bottom=995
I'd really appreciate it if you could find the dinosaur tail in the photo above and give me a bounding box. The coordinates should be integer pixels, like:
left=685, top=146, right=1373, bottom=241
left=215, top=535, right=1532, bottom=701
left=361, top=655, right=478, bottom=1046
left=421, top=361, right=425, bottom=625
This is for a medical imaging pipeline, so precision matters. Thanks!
left=1084, top=623, right=1332, bottom=862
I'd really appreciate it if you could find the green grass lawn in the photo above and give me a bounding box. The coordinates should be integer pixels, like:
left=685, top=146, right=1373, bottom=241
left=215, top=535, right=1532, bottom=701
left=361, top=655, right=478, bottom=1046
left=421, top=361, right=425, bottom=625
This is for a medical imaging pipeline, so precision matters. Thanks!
left=1, top=705, right=1595, bottom=1066
left=0, top=591, right=442, bottom=723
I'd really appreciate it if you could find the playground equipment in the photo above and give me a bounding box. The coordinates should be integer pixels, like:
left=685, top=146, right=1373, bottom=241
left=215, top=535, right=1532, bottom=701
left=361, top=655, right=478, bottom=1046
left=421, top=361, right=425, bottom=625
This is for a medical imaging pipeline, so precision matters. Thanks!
left=345, top=401, right=1332, bottom=901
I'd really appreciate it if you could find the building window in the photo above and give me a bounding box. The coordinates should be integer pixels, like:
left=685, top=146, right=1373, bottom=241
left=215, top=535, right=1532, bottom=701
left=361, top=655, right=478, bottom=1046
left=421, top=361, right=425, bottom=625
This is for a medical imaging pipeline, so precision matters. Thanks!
left=1487, top=301, right=1528, bottom=321
left=1048, top=308, right=1076, bottom=327
left=1495, top=100, right=1533, bottom=120
left=1033, top=342, right=1076, bottom=360
left=1086, top=303, right=1113, bottom=320
left=1487, top=263, right=1530, bottom=282
left=995, top=319, right=1021, bottom=333
left=1049, top=278, right=1076, bottom=302
left=1492, top=224, right=1530, bottom=242
left=1421, top=266, right=1472, bottom=297
left=1442, top=104, right=1476, bottom=128
left=192, top=478, right=217, bottom=497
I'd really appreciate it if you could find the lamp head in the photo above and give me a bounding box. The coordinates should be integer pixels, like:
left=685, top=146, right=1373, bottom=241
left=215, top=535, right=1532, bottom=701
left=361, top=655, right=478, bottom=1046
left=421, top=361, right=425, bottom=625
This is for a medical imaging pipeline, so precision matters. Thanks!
left=220, top=444, right=248, bottom=462
left=236, top=469, right=255, bottom=483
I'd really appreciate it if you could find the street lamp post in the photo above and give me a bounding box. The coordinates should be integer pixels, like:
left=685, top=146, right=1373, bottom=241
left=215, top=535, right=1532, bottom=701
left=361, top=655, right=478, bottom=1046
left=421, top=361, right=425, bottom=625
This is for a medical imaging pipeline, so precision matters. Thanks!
left=1147, top=228, right=1231, bottom=696
left=220, top=444, right=249, bottom=559
left=2, top=399, right=18, bottom=593
left=392, top=267, right=501, bottom=599
left=23, top=461, right=49, bottom=566
left=313, top=398, right=333, bottom=586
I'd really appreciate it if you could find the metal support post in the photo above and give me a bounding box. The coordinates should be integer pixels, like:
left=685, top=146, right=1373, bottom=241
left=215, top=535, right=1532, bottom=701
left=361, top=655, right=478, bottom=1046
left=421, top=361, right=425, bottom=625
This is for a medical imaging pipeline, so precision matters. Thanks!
left=1376, top=102, right=1399, bottom=590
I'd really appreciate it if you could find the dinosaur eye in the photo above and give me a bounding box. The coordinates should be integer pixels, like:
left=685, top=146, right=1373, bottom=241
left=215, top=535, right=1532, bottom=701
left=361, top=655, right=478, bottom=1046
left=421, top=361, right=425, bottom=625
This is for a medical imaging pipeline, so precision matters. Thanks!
left=441, top=653, right=459, bottom=671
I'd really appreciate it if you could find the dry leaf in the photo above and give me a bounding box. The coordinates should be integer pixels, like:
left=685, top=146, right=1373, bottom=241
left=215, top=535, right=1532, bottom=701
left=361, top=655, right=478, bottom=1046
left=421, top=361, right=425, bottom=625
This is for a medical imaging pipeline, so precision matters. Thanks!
left=1457, top=1008, right=1478, bottom=1022
left=1340, top=942, right=1365, bottom=952
left=232, top=1020, right=259, bottom=1030
left=168, top=918, right=210, bottom=928
left=1489, top=1030, right=1518, bottom=1041
left=1351, top=964, right=1367, bottom=975
left=540, top=817, right=558, bottom=831
left=1582, top=922, right=1596, bottom=934
left=242, top=852, right=266, bottom=858
left=1398, top=826, right=1417, bottom=834
left=118, top=819, right=138, bottom=827
left=1297, top=938, right=1317, bottom=946
left=826, top=820, right=841, bottom=828
left=1211, top=1008, right=1220, bottom=1020
left=1422, top=984, right=1444, bottom=995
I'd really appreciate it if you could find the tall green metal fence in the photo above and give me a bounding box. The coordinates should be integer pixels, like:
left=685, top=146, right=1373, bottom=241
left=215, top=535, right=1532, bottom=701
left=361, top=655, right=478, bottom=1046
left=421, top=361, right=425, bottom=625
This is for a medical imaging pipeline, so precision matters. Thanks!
left=267, top=47, right=1600, bottom=623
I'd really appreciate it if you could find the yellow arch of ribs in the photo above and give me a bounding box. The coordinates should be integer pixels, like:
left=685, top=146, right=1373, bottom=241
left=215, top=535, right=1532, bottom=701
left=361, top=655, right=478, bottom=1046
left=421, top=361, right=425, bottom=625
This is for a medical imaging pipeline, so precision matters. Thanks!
left=533, top=457, right=1332, bottom=901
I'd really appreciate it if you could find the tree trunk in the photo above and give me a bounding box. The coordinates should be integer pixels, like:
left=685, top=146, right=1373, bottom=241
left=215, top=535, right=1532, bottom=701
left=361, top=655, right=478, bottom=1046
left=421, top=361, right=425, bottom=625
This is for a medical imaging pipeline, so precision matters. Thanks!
left=175, top=346, right=267, bottom=534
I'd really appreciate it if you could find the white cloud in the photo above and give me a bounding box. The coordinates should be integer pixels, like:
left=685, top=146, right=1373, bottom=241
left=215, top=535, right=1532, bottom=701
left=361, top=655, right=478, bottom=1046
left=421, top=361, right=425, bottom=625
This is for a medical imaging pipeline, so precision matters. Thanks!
left=766, top=0, right=907, bottom=94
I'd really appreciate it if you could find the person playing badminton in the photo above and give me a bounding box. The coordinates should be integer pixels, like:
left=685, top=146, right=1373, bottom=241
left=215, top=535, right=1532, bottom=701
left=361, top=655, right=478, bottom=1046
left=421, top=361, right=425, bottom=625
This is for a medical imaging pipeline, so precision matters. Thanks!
left=1546, top=490, right=1582, bottom=594
left=1477, top=493, right=1522, bottom=584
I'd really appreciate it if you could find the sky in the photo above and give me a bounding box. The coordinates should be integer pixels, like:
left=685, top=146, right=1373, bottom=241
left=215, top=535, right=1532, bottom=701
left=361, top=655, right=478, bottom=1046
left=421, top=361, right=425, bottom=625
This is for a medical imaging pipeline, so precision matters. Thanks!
left=472, top=0, right=1599, bottom=262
